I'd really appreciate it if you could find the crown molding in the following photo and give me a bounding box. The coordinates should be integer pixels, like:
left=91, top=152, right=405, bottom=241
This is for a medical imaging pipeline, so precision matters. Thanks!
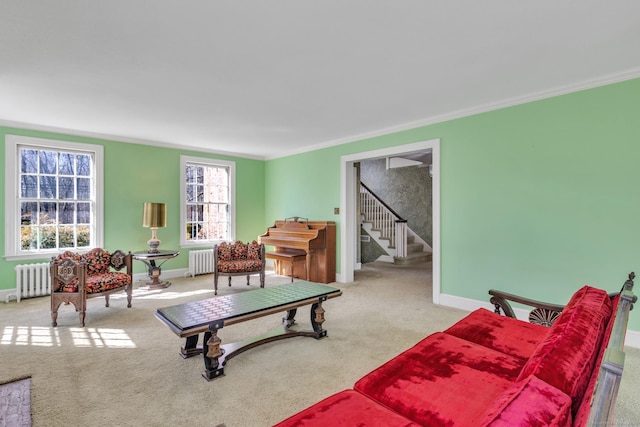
left=266, top=68, right=640, bottom=160
left=2, top=68, right=639, bottom=162
left=0, top=120, right=265, bottom=161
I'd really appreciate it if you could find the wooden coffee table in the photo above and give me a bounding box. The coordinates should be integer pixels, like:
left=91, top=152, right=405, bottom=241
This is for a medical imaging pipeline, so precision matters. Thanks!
left=155, top=281, right=342, bottom=380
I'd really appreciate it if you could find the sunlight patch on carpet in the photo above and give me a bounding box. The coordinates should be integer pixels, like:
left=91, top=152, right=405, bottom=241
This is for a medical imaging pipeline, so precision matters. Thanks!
left=110, top=288, right=212, bottom=301
left=1, top=327, right=136, bottom=349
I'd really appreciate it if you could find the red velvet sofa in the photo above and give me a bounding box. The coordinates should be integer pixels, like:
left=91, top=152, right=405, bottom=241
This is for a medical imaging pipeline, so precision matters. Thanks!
left=274, top=278, right=636, bottom=426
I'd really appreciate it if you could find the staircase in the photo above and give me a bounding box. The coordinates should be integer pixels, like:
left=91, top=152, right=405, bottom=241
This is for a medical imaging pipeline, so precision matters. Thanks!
left=360, top=182, right=432, bottom=265
left=397, top=234, right=432, bottom=265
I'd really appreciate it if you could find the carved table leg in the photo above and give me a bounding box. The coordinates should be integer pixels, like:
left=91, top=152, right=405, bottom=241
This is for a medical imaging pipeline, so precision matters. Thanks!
left=180, top=334, right=201, bottom=359
left=283, top=309, right=297, bottom=328
left=310, top=296, right=328, bottom=338
left=202, top=321, right=225, bottom=381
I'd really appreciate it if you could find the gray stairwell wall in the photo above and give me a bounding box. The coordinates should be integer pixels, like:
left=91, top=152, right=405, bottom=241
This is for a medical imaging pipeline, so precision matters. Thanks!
left=360, top=158, right=432, bottom=263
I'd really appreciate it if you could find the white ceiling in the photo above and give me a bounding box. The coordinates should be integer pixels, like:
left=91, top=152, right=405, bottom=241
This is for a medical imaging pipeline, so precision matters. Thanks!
left=2, top=1, right=639, bottom=160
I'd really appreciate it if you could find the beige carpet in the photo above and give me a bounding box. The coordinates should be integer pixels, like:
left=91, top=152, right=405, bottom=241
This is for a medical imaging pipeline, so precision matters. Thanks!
left=1, top=261, right=638, bottom=426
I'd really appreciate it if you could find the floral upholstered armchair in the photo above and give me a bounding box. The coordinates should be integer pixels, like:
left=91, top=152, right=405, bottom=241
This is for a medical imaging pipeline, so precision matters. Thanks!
left=50, top=248, right=133, bottom=327
left=213, top=240, right=265, bottom=295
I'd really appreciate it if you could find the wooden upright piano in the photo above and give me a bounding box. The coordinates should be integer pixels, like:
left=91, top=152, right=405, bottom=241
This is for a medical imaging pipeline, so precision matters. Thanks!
left=259, top=217, right=336, bottom=284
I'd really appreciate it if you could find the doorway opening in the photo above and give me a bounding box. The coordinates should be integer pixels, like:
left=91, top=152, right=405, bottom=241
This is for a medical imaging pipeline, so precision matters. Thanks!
left=339, top=139, right=441, bottom=304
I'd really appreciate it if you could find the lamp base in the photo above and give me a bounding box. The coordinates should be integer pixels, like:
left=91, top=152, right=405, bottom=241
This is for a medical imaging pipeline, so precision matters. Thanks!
left=147, top=238, right=161, bottom=254
left=147, top=227, right=161, bottom=253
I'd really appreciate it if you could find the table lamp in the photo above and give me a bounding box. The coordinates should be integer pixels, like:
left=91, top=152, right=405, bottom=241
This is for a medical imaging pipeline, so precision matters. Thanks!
left=142, top=202, right=167, bottom=253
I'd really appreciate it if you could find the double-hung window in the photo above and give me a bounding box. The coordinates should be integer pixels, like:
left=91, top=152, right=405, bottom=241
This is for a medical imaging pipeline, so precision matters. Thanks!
left=4, top=135, right=103, bottom=261
left=180, top=155, right=235, bottom=247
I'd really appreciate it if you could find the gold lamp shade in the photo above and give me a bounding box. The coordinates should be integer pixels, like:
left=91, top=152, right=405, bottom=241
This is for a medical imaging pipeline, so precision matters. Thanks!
left=142, top=202, right=167, bottom=228
left=142, top=202, right=167, bottom=253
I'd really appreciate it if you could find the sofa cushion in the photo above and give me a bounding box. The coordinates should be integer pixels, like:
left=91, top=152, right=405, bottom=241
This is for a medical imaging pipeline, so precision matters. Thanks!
left=516, top=286, right=612, bottom=415
left=247, top=240, right=261, bottom=260
left=85, top=272, right=131, bottom=293
left=231, top=241, right=248, bottom=259
left=83, top=248, right=112, bottom=275
left=354, top=332, right=525, bottom=426
left=273, top=390, right=420, bottom=427
left=445, top=308, right=550, bottom=361
left=478, top=375, right=572, bottom=427
left=217, top=260, right=263, bottom=273
left=216, top=242, right=232, bottom=261
left=54, top=251, right=82, bottom=263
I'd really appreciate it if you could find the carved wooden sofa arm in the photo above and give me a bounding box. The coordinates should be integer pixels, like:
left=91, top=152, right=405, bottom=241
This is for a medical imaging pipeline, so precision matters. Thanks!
left=489, top=273, right=634, bottom=327
left=489, top=289, right=567, bottom=327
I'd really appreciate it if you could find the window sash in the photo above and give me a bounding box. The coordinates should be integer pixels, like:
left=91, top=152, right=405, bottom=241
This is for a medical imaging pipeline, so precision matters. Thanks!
left=5, top=135, right=104, bottom=261
left=180, top=155, right=235, bottom=247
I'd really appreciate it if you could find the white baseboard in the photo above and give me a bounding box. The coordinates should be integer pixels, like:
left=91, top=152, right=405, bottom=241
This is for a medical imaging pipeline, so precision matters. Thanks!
left=624, top=329, right=640, bottom=349
left=0, top=289, right=17, bottom=303
left=439, top=293, right=640, bottom=349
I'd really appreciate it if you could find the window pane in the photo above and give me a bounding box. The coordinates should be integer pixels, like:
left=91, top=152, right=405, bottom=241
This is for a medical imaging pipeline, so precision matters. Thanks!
left=186, top=204, right=197, bottom=221
left=59, top=177, right=74, bottom=199
left=59, top=225, right=75, bottom=248
left=40, top=202, right=57, bottom=224
left=186, top=222, right=199, bottom=240
left=214, top=185, right=228, bottom=203
left=58, top=152, right=74, bottom=175
left=196, top=166, right=204, bottom=184
left=20, top=175, right=37, bottom=198
left=20, top=149, right=38, bottom=173
left=40, top=226, right=57, bottom=249
left=77, top=203, right=90, bottom=224
left=77, top=225, right=90, bottom=247
left=59, top=203, right=75, bottom=224
left=39, top=151, right=57, bottom=174
left=39, top=176, right=57, bottom=199
left=20, top=226, right=37, bottom=250
left=186, top=184, right=195, bottom=203
left=21, top=202, right=38, bottom=225
left=196, top=185, right=204, bottom=202
left=77, top=177, right=90, bottom=199
left=185, top=165, right=196, bottom=184
left=77, top=154, right=90, bottom=176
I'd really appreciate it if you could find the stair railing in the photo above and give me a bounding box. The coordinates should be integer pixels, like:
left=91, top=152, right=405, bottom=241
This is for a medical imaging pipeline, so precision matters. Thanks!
left=360, top=182, right=407, bottom=257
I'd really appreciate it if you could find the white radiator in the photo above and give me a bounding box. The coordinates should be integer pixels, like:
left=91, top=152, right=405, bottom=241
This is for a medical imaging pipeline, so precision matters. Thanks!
left=14, top=262, right=51, bottom=302
left=188, top=249, right=214, bottom=277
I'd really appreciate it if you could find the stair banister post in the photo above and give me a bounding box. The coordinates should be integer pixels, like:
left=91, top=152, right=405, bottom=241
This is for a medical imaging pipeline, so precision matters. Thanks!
left=395, top=220, right=408, bottom=258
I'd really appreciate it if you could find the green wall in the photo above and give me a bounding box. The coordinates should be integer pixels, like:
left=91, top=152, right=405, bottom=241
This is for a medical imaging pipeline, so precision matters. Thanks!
left=265, top=78, right=640, bottom=331
left=0, top=127, right=266, bottom=286
left=2, top=78, right=639, bottom=332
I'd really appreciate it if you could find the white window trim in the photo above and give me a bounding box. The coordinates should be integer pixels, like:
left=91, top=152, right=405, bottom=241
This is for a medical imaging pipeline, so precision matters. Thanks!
left=179, top=155, right=236, bottom=248
left=4, top=135, right=104, bottom=261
